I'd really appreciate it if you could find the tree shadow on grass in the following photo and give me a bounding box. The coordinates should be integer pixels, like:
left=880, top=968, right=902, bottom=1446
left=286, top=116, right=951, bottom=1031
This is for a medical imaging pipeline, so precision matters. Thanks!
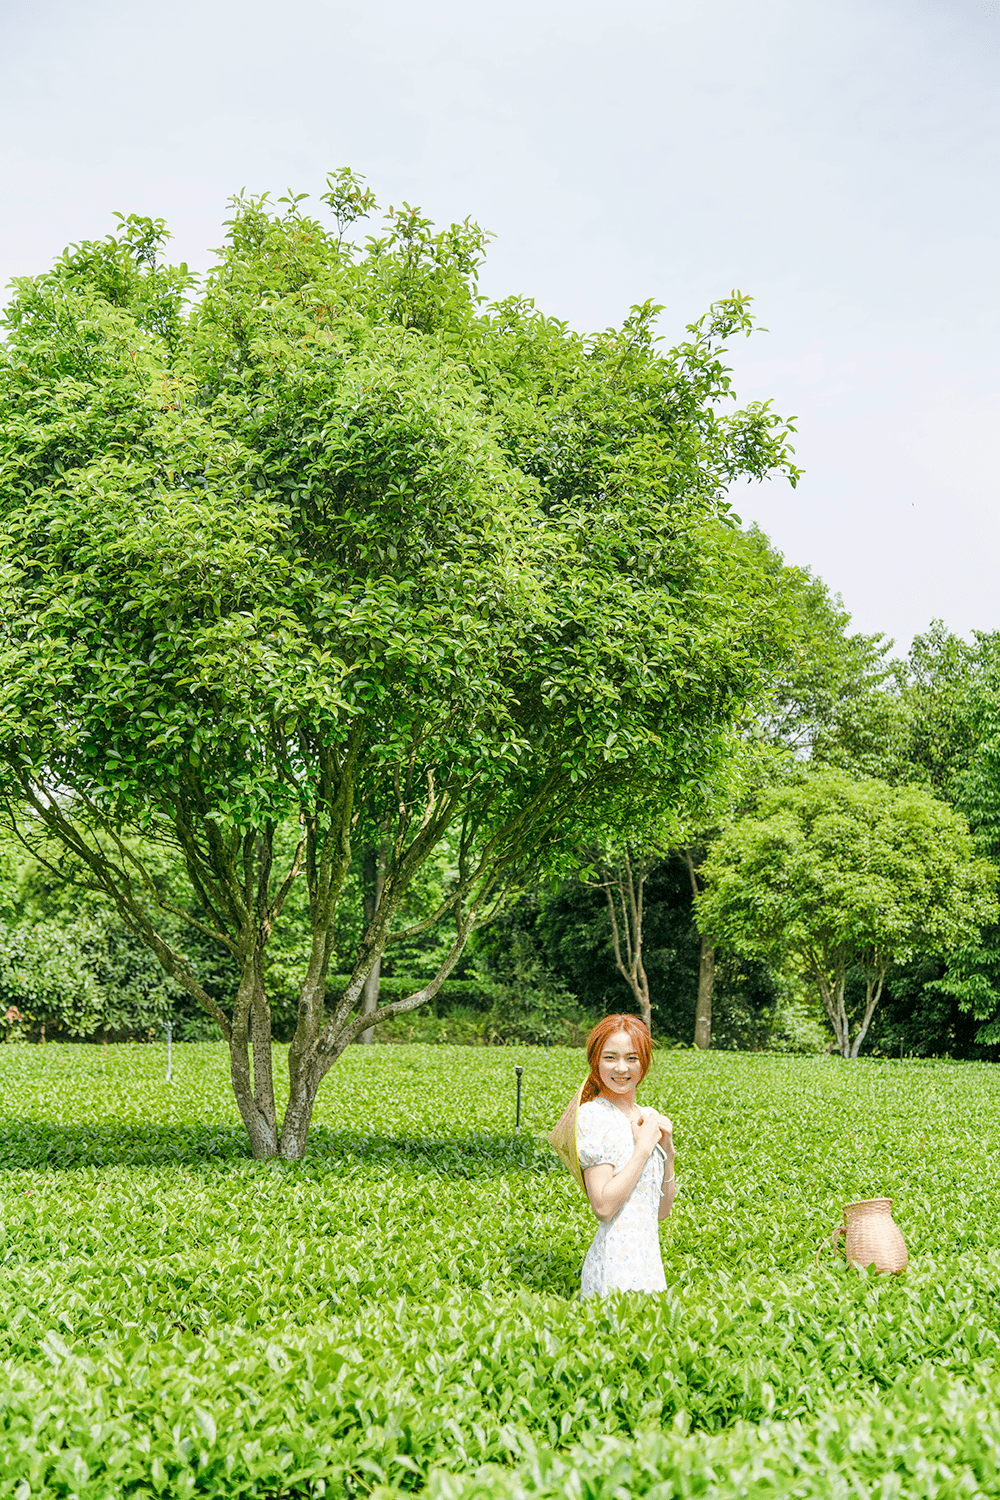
left=505, top=1239, right=583, bottom=1299
left=0, top=1120, right=561, bottom=1177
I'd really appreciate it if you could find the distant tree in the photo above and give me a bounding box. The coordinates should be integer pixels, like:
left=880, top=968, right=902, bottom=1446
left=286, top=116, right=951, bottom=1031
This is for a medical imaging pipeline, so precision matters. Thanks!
left=472, top=929, right=580, bottom=1045
left=581, top=534, right=900, bottom=1049
left=812, top=623, right=1000, bottom=1053
left=902, top=629, right=1000, bottom=1045
left=813, top=620, right=973, bottom=791
left=474, top=860, right=780, bottom=1047
left=0, top=176, right=799, bottom=1158
left=754, top=545, right=898, bottom=771
left=679, top=534, right=898, bottom=1048
left=696, top=768, right=996, bottom=1058
left=582, top=848, right=659, bottom=1030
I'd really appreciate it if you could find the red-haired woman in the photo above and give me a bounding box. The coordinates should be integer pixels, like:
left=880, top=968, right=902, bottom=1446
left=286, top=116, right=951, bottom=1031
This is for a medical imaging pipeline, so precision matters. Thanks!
left=576, top=1014, right=675, bottom=1297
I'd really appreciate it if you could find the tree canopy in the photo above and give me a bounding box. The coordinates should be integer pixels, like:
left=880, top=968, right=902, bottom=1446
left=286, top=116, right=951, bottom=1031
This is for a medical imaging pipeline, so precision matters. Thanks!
left=0, top=175, right=800, bottom=1156
left=696, top=766, right=997, bottom=1058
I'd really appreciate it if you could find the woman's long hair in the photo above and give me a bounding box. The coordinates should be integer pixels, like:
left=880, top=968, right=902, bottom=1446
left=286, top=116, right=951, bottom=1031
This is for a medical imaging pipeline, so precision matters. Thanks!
left=581, top=1014, right=652, bottom=1103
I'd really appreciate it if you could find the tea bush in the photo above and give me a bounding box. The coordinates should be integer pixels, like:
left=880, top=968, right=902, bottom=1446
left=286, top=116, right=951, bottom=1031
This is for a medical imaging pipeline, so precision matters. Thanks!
left=2, top=1043, right=1000, bottom=1496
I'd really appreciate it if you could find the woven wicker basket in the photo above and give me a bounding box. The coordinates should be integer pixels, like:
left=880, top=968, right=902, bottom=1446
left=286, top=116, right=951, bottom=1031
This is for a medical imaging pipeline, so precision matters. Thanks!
left=547, top=1083, right=586, bottom=1193
left=819, top=1197, right=908, bottom=1275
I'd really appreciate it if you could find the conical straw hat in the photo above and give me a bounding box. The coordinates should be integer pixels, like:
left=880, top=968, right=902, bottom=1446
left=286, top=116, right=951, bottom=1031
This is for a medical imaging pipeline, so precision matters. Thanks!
left=548, top=1083, right=586, bottom=1193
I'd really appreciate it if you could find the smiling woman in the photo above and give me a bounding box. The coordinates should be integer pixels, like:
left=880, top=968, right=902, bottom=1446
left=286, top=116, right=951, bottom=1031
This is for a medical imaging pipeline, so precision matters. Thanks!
left=575, top=1014, right=676, bottom=1298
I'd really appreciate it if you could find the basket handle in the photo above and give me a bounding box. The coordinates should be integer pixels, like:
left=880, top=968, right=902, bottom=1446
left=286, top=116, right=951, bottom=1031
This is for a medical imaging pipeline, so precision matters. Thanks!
left=816, top=1221, right=846, bottom=1267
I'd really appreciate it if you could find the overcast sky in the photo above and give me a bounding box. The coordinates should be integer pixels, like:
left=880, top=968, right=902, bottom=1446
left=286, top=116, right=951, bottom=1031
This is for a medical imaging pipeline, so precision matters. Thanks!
left=3, top=0, right=997, bottom=655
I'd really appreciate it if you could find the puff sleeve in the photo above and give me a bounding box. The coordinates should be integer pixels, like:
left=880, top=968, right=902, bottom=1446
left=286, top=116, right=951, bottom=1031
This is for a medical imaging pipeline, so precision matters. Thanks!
left=576, top=1100, right=630, bottom=1172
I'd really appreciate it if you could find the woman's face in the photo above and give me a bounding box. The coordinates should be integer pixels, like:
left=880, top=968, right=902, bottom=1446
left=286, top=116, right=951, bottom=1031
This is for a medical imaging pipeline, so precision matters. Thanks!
left=597, top=1030, right=643, bottom=1096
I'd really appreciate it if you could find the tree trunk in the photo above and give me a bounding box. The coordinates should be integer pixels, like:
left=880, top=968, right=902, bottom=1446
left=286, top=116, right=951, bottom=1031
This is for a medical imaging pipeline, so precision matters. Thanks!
left=279, top=1064, right=323, bottom=1160
left=849, top=968, right=886, bottom=1059
left=359, top=957, right=382, bottom=1044
left=626, top=958, right=652, bottom=1033
left=693, top=935, right=714, bottom=1050
left=279, top=1027, right=350, bottom=1159
left=229, top=944, right=279, bottom=1158
left=814, top=965, right=852, bottom=1058
left=281, top=1019, right=322, bottom=1159
left=601, top=850, right=653, bottom=1030
left=231, top=1049, right=279, bottom=1156
left=683, top=847, right=714, bottom=1049
left=359, top=840, right=389, bottom=1043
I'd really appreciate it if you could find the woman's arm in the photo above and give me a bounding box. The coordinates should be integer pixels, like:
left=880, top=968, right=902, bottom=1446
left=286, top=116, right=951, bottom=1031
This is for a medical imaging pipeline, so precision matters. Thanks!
left=657, top=1123, right=676, bottom=1221
left=583, top=1111, right=662, bottom=1221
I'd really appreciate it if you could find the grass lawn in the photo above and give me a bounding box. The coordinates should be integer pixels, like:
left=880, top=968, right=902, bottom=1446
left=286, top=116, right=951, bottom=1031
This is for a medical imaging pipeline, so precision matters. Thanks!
left=3, top=1041, right=1000, bottom=1497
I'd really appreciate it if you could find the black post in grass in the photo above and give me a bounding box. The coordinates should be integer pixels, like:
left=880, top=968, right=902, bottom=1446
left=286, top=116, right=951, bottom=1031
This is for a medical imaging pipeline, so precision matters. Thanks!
left=514, top=1065, right=523, bottom=1136
left=544, top=1030, right=550, bottom=1051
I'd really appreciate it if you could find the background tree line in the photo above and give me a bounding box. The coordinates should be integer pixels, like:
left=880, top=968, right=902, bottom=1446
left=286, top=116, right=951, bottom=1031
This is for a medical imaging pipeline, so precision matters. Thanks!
left=5, top=606, right=998, bottom=1060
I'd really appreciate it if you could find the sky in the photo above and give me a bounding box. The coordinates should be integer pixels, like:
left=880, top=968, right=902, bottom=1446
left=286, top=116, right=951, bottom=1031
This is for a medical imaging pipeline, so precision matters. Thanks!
left=2, top=0, right=998, bottom=655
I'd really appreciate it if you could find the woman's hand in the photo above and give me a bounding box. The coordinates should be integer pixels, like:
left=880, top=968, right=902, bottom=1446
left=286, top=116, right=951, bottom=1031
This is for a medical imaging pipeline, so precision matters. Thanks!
left=633, top=1110, right=666, bottom=1154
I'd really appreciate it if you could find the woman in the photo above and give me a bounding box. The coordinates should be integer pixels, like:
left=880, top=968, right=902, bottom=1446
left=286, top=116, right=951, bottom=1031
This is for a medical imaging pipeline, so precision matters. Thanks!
left=576, top=1013, right=675, bottom=1297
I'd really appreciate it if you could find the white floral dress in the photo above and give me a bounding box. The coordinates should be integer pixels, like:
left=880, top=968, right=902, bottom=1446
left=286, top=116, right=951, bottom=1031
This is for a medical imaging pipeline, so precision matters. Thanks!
left=576, top=1096, right=667, bottom=1298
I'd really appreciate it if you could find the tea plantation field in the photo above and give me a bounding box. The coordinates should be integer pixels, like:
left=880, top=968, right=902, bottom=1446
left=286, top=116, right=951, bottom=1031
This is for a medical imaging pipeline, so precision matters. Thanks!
left=3, top=1043, right=1000, bottom=1498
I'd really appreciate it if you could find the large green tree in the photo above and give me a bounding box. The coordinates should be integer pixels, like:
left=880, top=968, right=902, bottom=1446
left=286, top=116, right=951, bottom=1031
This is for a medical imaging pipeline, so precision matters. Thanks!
left=0, top=176, right=800, bottom=1157
left=696, top=767, right=996, bottom=1058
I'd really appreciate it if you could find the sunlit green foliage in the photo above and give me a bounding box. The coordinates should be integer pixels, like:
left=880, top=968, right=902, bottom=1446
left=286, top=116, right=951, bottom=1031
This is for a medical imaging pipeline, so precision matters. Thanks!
left=3, top=1043, right=1000, bottom=1495
left=697, top=767, right=997, bottom=1058
left=805, top=622, right=1000, bottom=1055
left=0, top=178, right=801, bottom=1156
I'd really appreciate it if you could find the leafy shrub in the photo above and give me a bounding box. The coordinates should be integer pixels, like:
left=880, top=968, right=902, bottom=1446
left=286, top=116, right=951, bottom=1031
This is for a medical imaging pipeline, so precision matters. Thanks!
left=369, top=1005, right=489, bottom=1046
left=472, top=931, right=596, bottom=1045
left=0, top=918, right=179, bottom=1041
